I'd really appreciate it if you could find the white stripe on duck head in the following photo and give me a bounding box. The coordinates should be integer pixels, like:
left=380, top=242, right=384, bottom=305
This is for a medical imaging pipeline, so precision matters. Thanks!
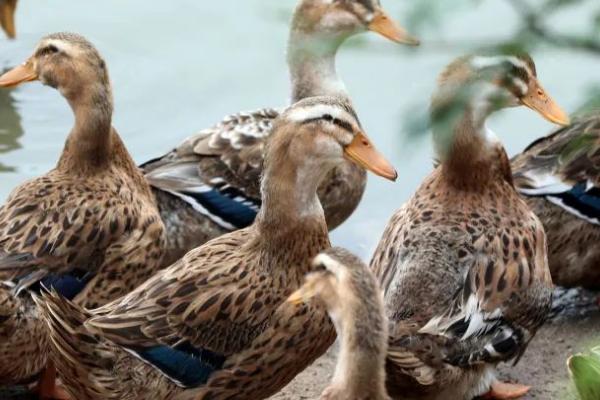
left=257, top=96, right=395, bottom=224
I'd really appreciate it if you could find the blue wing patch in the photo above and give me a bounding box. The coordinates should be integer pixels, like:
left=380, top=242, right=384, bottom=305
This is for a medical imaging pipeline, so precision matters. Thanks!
left=29, top=269, right=92, bottom=300
left=547, top=182, right=600, bottom=224
left=180, top=182, right=261, bottom=230
left=132, top=341, right=226, bottom=388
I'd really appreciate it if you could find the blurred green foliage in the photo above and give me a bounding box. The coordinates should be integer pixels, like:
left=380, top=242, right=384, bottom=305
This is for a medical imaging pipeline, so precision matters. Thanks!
left=402, top=0, right=600, bottom=141
left=405, top=0, right=600, bottom=55
left=568, top=346, right=600, bottom=400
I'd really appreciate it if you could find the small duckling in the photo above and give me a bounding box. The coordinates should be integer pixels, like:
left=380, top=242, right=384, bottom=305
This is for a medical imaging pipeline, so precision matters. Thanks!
left=289, top=247, right=390, bottom=400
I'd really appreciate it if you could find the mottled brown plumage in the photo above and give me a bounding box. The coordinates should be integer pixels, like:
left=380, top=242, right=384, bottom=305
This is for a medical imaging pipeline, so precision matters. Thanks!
left=39, top=97, right=397, bottom=400
left=0, top=32, right=165, bottom=386
left=143, top=0, right=417, bottom=266
left=289, top=247, right=390, bottom=400
left=0, top=281, right=47, bottom=385
left=370, top=54, right=567, bottom=400
left=512, top=115, right=600, bottom=288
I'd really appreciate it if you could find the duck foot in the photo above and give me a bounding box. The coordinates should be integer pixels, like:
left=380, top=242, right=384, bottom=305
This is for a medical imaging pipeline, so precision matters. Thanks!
left=481, top=381, right=530, bottom=399
left=34, top=363, right=72, bottom=400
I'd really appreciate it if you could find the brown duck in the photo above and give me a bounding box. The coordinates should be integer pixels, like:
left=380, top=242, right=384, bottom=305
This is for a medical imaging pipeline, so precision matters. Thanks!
left=38, top=96, right=397, bottom=400
left=0, top=32, right=165, bottom=396
left=511, top=115, right=600, bottom=288
left=142, top=0, right=419, bottom=266
left=370, top=54, right=569, bottom=400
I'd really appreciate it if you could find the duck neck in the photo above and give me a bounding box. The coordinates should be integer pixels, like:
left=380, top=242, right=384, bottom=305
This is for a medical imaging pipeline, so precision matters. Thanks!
left=330, top=306, right=388, bottom=398
left=433, top=101, right=512, bottom=190
left=56, top=80, right=115, bottom=173
left=287, top=23, right=350, bottom=103
left=255, top=144, right=331, bottom=260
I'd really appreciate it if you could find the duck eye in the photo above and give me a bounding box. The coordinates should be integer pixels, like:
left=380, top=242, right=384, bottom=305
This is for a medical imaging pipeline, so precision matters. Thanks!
left=314, top=262, right=327, bottom=271
left=39, top=44, right=60, bottom=56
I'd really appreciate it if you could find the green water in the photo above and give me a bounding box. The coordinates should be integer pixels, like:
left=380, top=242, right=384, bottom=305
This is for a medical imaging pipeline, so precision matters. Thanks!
left=1, top=0, right=599, bottom=259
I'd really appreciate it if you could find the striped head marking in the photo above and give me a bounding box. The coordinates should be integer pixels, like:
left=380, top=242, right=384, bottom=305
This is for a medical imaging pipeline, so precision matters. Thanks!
left=288, top=247, right=383, bottom=323
left=470, top=54, right=537, bottom=99
left=0, top=32, right=109, bottom=93
left=470, top=54, right=569, bottom=125
left=281, top=96, right=397, bottom=181
left=296, top=0, right=418, bottom=46
left=435, top=54, right=569, bottom=126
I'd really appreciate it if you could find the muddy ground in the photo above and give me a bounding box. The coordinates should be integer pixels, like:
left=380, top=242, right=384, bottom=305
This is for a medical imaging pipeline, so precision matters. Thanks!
left=1, top=288, right=597, bottom=400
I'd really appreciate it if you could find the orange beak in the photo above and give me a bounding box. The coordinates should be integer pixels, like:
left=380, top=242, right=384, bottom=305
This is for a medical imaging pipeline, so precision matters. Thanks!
left=0, top=60, right=37, bottom=87
left=521, top=77, right=570, bottom=126
left=344, top=132, right=397, bottom=181
left=0, top=0, right=17, bottom=39
left=368, top=10, right=420, bottom=46
left=286, top=286, right=313, bottom=306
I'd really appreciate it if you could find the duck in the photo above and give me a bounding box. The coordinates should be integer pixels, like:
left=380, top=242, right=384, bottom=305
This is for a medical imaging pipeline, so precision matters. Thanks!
left=287, top=247, right=390, bottom=400
left=511, top=115, right=600, bottom=288
left=0, top=0, right=16, bottom=39
left=38, top=96, right=397, bottom=400
left=369, top=54, right=570, bottom=400
left=0, top=32, right=165, bottom=396
left=142, top=0, right=419, bottom=266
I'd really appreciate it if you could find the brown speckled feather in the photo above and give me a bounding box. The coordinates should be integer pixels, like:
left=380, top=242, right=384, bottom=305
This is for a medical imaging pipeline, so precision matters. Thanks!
left=0, top=282, right=48, bottom=385
left=512, top=115, right=600, bottom=287
left=91, top=228, right=279, bottom=354
left=41, top=218, right=335, bottom=400
left=0, top=132, right=165, bottom=308
left=144, top=109, right=278, bottom=199
left=143, top=108, right=365, bottom=266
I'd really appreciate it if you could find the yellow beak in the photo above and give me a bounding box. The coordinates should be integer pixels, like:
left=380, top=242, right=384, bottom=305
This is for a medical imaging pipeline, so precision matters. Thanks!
left=0, top=0, right=17, bottom=39
left=286, top=286, right=316, bottom=306
left=368, top=10, right=420, bottom=46
left=344, top=132, right=398, bottom=181
left=0, top=60, right=37, bottom=87
left=521, top=77, right=570, bottom=126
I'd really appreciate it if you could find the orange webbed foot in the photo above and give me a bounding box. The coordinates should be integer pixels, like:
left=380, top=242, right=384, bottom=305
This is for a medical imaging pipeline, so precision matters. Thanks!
left=481, top=380, right=531, bottom=399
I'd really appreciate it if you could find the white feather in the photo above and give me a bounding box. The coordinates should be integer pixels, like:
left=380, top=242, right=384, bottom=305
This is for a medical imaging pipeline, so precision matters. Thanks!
left=287, top=103, right=353, bottom=124
left=471, top=55, right=532, bottom=77
left=546, top=195, right=600, bottom=225
left=517, top=170, right=571, bottom=195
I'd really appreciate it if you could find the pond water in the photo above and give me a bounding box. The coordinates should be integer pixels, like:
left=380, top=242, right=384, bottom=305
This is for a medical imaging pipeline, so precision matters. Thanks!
left=1, top=0, right=599, bottom=260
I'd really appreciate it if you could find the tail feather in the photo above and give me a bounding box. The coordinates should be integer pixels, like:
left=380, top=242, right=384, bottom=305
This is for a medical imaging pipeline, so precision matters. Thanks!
left=35, top=290, right=119, bottom=399
left=387, top=346, right=436, bottom=386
